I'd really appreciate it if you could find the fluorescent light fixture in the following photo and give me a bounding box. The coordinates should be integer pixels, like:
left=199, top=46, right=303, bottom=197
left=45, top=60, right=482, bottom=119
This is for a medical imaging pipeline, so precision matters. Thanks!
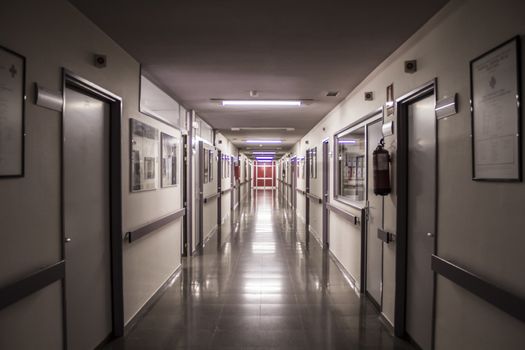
left=256, top=159, right=273, bottom=163
left=338, top=140, right=357, bottom=144
left=252, top=151, right=276, bottom=155
left=256, top=156, right=274, bottom=160
left=222, top=100, right=301, bottom=106
left=230, top=127, right=295, bottom=131
left=246, top=140, right=282, bottom=144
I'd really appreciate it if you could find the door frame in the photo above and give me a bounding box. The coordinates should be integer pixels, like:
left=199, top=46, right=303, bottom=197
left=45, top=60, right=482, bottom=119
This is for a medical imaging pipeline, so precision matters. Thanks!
left=305, top=150, right=311, bottom=247
left=289, top=157, right=294, bottom=208
left=182, top=134, right=189, bottom=256
left=394, top=79, right=438, bottom=345
left=61, top=69, right=124, bottom=343
left=230, top=157, right=235, bottom=209
left=217, top=150, right=222, bottom=225
left=322, top=140, right=329, bottom=248
left=197, top=141, right=204, bottom=249
left=363, top=113, right=385, bottom=311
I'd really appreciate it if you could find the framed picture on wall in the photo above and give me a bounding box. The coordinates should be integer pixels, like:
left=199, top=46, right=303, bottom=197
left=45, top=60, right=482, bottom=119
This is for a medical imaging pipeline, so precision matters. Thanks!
left=204, top=149, right=209, bottom=183
left=0, top=45, right=25, bottom=178
left=209, top=150, right=214, bottom=182
left=160, top=132, right=177, bottom=187
left=313, top=147, right=317, bottom=179
left=471, top=36, right=522, bottom=181
left=130, top=118, right=159, bottom=191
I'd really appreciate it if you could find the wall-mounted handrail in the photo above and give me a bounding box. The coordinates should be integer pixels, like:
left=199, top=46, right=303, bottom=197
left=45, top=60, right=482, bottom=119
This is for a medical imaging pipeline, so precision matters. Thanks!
left=296, top=188, right=306, bottom=195
left=306, top=192, right=322, bottom=204
left=0, top=260, right=65, bottom=311
left=203, top=192, right=220, bottom=203
left=431, top=255, right=525, bottom=323
left=127, top=208, right=186, bottom=242
left=326, top=203, right=359, bottom=225
left=221, top=188, right=233, bottom=195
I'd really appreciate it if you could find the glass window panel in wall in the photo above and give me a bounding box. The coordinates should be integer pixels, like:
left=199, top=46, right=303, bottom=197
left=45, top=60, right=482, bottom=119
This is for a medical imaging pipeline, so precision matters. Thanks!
left=336, top=126, right=365, bottom=203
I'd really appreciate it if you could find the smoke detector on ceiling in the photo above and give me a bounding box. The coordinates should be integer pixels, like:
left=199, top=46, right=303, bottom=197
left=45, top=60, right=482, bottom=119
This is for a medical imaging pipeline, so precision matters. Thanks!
left=250, top=90, right=258, bottom=97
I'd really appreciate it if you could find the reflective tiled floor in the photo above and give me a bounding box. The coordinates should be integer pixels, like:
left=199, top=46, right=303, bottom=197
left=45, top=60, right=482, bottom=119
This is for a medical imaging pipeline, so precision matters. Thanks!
left=106, top=190, right=415, bottom=349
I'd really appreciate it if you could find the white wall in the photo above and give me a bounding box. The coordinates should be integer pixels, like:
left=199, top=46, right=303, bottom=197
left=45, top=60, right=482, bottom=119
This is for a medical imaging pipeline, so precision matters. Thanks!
left=0, top=1, right=186, bottom=347
left=290, top=0, right=525, bottom=347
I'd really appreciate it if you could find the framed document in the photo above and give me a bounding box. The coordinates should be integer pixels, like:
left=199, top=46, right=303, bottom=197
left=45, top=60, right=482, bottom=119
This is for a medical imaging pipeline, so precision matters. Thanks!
left=0, top=46, right=25, bottom=177
left=471, top=36, right=522, bottom=181
left=130, top=118, right=159, bottom=191
left=160, top=132, right=178, bottom=187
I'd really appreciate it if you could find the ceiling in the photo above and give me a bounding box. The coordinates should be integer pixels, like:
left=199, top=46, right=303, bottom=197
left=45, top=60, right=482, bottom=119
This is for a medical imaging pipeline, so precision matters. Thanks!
left=70, top=0, right=448, bottom=156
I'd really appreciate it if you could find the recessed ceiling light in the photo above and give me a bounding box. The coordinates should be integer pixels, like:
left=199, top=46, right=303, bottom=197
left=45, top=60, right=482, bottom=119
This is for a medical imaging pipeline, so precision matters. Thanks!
left=222, top=100, right=301, bottom=107
left=252, top=151, right=276, bottom=155
left=256, top=156, right=274, bottom=160
left=246, top=140, right=282, bottom=144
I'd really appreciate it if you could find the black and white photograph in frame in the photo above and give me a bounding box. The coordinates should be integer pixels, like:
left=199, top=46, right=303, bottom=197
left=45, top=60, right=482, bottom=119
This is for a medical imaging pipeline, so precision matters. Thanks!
left=130, top=118, right=159, bottom=191
left=161, top=132, right=178, bottom=187
left=471, top=36, right=522, bottom=181
left=0, top=45, right=25, bottom=177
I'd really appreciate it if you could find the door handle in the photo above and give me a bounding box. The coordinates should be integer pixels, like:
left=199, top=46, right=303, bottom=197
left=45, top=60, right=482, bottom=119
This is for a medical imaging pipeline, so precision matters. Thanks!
left=427, top=232, right=434, bottom=237
left=65, top=238, right=72, bottom=243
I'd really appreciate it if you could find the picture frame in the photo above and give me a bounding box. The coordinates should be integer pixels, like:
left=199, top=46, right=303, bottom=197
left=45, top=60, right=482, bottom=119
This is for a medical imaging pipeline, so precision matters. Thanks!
left=470, top=36, right=522, bottom=181
left=309, top=147, right=317, bottom=179
left=0, top=45, right=26, bottom=178
left=209, top=150, right=214, bottom=182
left=130, top=118, right=159, bottom=191
left=203, top=149, right=209, bottom=183
left=160, top=132, right=178, bottom=187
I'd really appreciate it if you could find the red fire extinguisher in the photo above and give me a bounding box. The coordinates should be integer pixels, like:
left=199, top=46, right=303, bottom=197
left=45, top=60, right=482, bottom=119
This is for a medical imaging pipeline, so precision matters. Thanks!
left=373, top=138, right=391, bottom=196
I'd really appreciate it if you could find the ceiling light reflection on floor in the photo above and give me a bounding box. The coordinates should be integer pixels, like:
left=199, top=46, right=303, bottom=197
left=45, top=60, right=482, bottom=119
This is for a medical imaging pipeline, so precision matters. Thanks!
left=252, top=242, right=276, bottom=254
left=244, top=281, right=282, bottom=293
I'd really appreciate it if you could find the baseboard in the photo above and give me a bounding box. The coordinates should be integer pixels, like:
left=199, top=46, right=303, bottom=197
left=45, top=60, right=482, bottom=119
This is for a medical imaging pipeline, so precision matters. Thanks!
left=365, top=290, right=381, bottom=311
left=124, top=265, right=182, bottom=335
left=94, top=332, right=114, bottom=349
left=308, top=225, right=321, bottom=244
left=379, top=312, right=395, bottom=336
left=297, top=217, right=359, bottom=293
left=327, top=249, right=360, bottom=294
left=309, top=227, right=323, bottom=248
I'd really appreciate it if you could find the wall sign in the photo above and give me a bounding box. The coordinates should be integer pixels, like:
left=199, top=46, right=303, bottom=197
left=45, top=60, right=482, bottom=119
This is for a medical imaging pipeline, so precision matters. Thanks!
left=471, top=36, right=522, bottom=181
left=0, top=46, right=25, bottom=177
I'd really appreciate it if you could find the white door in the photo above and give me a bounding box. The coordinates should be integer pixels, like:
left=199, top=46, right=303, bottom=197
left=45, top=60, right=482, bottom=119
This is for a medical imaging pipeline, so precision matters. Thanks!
left=406, top=94, right=436, bottom=350
left=366, top=118, right=384, bottom=307
left=64, top=87, right=112, bottom=350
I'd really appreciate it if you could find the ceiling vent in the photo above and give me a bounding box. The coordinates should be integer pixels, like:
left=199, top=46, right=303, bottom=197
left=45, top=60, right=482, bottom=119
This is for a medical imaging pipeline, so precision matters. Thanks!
left=326, top=91, right=339, bottom=97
